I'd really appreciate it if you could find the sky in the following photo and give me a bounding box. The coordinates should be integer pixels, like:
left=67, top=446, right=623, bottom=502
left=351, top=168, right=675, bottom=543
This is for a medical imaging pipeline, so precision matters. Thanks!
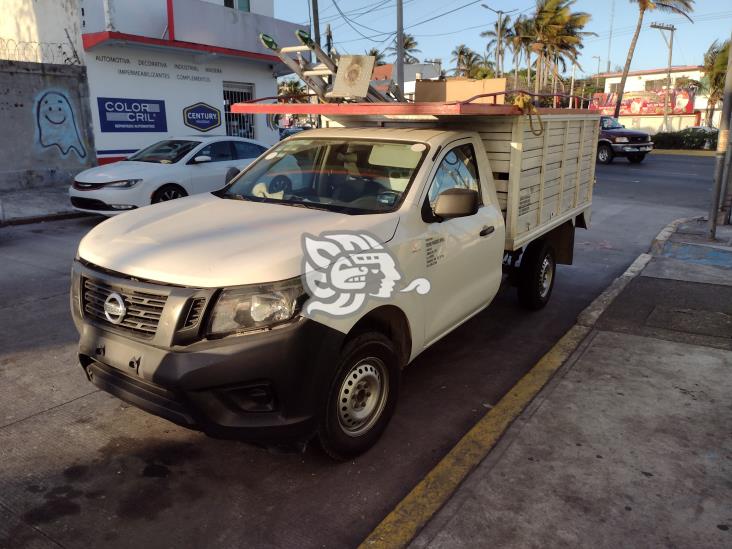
left=274, top=0, right=732, bottom=78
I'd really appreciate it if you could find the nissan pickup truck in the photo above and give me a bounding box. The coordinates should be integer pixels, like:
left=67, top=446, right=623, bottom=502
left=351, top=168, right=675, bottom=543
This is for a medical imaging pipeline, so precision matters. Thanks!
left=71, top=103, right=598, bottom=459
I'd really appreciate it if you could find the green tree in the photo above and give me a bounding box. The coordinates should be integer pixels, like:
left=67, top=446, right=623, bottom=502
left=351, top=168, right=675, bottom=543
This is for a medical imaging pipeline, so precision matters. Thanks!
left=387, top=33, right=421, bottom=64
left=481, top=14, right=512, bottom=77
left=451, top=44, right=479, bottom=77
left=613, top=0, right=695, bottom=118
left=365, top=47, right=386, bottom=66
left=278, top=79, right=306, bottom=101
left=699, top=39, right=729, bottom=126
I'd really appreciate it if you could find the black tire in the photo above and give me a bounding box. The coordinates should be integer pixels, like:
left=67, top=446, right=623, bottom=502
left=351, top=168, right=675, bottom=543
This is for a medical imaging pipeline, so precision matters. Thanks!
left=597, top=143, right=613, bottom=164
left=517, top=241, right=556, bottom=310
left=318, top=332, right=400, bottom=461
left=152, top=184, right=188, bottom=204
left=628, top=153, right=646, bottom=164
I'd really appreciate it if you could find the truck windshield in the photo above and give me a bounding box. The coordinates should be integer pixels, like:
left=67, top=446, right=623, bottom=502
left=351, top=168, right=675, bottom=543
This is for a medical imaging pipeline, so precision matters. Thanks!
left=601, top=117, right=624, bottom=130
left=222, top=138, right=428, bottom=214
left=126, top=140, right=200, bottom=164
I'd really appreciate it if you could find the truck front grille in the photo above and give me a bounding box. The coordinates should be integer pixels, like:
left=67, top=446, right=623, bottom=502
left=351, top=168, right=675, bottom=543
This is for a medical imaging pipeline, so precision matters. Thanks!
left=82, top=277, right=168, bottom=339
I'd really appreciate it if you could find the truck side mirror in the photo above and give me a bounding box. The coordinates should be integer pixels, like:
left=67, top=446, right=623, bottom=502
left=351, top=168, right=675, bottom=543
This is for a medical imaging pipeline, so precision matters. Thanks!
left=433, top=188, right=479, bottom=220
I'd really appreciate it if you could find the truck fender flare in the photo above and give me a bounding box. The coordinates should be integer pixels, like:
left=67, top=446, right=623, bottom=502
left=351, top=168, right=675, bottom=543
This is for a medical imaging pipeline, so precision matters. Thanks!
left=347, top=305, right=412, bottom=368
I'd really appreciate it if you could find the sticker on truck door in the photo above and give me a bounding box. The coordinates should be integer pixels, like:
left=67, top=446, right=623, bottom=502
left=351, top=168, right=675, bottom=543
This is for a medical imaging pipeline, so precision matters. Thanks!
left=302, top=231, right=430, bottom=317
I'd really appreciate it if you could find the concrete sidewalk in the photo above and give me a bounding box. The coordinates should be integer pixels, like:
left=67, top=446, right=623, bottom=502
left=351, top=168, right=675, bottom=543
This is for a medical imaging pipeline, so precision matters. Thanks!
left=0, top=186, right=82, bottom=225
left=410, top=219, right=732, bottom=548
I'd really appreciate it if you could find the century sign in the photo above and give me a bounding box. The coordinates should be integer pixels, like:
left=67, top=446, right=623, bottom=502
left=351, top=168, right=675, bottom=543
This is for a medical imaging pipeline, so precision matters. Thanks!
left=183, top=102, right=222, bottom=132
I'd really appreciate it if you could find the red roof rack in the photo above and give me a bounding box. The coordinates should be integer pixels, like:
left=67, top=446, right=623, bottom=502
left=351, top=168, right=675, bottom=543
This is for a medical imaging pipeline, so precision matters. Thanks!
left=231, top=91, right=593, bottom=117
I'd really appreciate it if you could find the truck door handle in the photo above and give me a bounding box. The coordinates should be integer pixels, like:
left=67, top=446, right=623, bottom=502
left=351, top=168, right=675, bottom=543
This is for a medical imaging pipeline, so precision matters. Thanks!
left=479, top=226, right=495, bottom=237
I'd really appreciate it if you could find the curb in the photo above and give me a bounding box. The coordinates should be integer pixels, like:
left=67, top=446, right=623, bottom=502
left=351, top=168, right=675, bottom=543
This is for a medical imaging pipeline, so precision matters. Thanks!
left=2, top=211, right=90, bottom=227
left=361, top=246, right=657, bottom=549
left=649, top=215, right=704, bottom=255
left=650, top=149, right=715, bottom=157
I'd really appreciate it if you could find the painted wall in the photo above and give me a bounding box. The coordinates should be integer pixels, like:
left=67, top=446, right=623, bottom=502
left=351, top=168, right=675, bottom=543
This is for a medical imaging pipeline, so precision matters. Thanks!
left=84, top=44, right=279, bottom=161
left=617, top=113, right=712, bottom=135
left=0, top=60, right=96, bottom=191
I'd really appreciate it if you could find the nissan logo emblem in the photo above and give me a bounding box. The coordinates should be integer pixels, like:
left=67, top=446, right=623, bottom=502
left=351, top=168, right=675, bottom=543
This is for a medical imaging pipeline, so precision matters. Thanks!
left=103, top=292, right=127, bottom=325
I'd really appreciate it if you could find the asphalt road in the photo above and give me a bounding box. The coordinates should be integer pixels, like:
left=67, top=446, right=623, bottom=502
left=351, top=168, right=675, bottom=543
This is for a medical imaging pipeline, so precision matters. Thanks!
left=0, top=153, right=715, bottom=549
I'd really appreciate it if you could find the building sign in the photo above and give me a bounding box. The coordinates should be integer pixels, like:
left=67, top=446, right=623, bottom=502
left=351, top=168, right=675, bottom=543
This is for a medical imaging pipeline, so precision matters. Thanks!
left=183, top=102, right=222, bottom=132
left=590, top=89, right=696, bottom=117
left=97, top=97, right=167, bottom=132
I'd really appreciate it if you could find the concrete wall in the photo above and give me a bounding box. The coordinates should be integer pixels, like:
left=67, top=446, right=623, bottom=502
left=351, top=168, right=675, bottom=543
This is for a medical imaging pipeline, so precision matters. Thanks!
left=0, top=60, right=96, bottom=191
left=0, top=0, right=83, bottom=64
left=618, top=114, right=700, bottom=135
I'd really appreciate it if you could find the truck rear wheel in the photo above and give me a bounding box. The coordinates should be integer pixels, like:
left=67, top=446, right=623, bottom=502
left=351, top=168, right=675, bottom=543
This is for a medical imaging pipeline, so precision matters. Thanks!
left=318, top=332, right=399, bottom=461
left=517, top=241, right=556, bottom=310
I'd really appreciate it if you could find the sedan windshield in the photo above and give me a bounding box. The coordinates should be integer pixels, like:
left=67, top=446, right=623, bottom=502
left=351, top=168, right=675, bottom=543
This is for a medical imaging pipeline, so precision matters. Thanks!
left=127, top=140, right=200, bottom=164
left=223, top=138, right=428, bottom=214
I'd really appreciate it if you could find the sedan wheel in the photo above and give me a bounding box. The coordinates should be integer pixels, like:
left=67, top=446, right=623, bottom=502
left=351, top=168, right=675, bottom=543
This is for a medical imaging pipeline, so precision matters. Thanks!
left=152, top=185, right=188, bottom=204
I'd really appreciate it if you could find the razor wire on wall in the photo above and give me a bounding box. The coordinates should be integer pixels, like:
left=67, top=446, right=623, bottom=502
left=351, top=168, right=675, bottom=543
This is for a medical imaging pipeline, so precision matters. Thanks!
left=0, top=38, right=81, bottom=65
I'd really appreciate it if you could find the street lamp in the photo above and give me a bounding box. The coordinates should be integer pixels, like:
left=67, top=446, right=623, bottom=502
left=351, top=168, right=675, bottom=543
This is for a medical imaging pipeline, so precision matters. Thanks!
left=481, top=4, right=516, bottom=78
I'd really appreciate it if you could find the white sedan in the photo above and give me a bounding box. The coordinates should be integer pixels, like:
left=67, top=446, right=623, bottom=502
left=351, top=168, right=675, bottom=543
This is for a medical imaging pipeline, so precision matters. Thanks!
left=69, top=136, right=269, bottom=215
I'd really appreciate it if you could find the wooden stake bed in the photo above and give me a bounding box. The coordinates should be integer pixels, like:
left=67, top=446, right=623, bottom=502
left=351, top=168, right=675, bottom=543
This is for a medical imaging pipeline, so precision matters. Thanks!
left=233, top=101, right=600, bottom=252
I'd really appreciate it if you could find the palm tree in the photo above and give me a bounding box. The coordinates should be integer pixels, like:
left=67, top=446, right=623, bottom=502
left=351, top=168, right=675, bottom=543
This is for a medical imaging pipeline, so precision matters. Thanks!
left=278, top=79, right=306, bottom=101
left=451, top=44, right=478, bottom=77
left=613, top=0, right=695, bottom=118
left=481, top=15, right=512, bottom=77
left=387, top=33, right=421, bottom=64
left=365, top=47, right=386, bottom=66
left=507, top=15, right=527, bottom=89
left=699, top=39, right=729, bottom=126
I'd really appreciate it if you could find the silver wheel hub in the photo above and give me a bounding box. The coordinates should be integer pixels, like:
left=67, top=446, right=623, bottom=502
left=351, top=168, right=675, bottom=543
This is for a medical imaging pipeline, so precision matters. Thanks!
left=162, top=189, right=180, bottom=201
left=337, top=358, right=388, bottom=437
left=599, top=148, right=608, bottom=161
left=539, top=255, right=554, bottom=298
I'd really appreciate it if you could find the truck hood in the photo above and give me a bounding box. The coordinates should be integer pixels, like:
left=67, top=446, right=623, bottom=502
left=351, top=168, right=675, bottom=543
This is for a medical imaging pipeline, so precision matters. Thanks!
left=603, top=128, right=649, bottom=139
left=78, top=193, right=400, bottom=288
left=75, top=161, right=169, bottom=183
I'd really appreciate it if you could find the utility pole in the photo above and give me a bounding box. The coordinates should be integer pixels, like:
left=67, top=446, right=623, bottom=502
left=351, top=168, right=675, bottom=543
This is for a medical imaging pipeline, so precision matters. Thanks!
left=569, top=62, right=576, bottom=108
left=396, top=0, right=404, bottom=98
left=311, top=0, right=321, bottom=46
left=709, top=29, right=732, bottom=236
left=593, top=55, right=601, bottom=90
left=651, top=22, right=676, bottom=133
left=325, top=23, right=332, bottom=57
left=607, top=0, right=615, bottom=72
left=481, top=4, right=516, bottom=78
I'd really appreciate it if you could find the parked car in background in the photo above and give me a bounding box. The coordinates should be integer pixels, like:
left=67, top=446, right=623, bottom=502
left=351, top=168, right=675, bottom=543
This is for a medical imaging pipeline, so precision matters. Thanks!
left=279, top=125, right=311, bottom=140
left=69, top=136, right=268, bottom=215
left=597, top=116, right=653, bottom=164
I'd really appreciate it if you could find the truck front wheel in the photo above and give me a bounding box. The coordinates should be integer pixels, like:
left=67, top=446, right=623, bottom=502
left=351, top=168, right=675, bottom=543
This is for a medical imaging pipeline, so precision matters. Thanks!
left=597, top=143, right=613, bottom=164
left=517, top=241, right=556, bottom=310
left=318, top=332, right=400, bottom=460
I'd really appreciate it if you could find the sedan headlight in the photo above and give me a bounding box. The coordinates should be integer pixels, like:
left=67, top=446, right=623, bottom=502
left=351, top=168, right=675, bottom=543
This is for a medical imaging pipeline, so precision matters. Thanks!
left=106, top=179, right=142, bottom=188
left=208, top=278, right=305, bottom=337
left=614, top=137, right=629, bottom=143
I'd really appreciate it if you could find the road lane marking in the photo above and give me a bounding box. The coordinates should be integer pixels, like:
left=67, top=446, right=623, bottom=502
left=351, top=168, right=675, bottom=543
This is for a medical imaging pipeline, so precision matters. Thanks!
left=360, top=324, right=591, bottom=549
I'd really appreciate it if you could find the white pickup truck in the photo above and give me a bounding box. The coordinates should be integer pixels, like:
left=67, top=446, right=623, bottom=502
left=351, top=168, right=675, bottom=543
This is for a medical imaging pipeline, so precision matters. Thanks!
left=71, top=104, right=598, bottom=459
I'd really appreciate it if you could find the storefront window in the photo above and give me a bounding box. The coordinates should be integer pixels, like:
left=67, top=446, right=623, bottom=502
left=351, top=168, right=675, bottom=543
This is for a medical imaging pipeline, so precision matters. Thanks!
left=224, top=0, right=250, bottom=11
left=223, top=82, right=255, bottom=139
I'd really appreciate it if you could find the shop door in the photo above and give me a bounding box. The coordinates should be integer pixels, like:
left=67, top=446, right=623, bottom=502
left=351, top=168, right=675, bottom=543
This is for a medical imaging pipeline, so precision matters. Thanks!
left=223, top=82, right=255, bottom=139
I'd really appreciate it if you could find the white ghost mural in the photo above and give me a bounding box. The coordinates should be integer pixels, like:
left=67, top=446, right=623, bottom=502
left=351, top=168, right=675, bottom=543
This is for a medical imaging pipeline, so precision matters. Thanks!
left=36, top=91, right=87, bottom=159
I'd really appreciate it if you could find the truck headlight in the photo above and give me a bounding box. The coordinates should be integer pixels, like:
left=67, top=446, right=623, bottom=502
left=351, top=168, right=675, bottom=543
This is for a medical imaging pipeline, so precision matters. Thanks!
left=614, top=137, right=629, bottom=143
left=106, top=179, right=142, bottom=189
left=208, top=278, right=305, bottom=337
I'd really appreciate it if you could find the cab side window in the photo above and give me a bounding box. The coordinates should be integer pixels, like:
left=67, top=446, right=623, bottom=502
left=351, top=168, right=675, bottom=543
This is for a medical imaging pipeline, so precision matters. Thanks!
left=427, top=144, right=481, bottom=209
left=198, top=141, right=234, bottom=162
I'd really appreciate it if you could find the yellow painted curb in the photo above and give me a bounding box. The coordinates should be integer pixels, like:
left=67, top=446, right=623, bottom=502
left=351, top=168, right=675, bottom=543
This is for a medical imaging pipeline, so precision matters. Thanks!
left=360, top=324, right=591, bottom=549
left=651, top=149, right=715, bottom=157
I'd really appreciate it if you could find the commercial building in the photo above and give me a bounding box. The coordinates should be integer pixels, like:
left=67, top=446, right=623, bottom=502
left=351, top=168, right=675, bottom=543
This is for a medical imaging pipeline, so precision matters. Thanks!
left=591, top=65, right=721, bottom=133
left=2, top=0, right=303, bottom=164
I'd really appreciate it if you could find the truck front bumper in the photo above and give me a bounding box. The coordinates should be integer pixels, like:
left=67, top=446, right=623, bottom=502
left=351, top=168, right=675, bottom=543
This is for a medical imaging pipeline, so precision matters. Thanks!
left=77, top=318, right=345, bottom=443
left=611, top=143, right=654, bottom=155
